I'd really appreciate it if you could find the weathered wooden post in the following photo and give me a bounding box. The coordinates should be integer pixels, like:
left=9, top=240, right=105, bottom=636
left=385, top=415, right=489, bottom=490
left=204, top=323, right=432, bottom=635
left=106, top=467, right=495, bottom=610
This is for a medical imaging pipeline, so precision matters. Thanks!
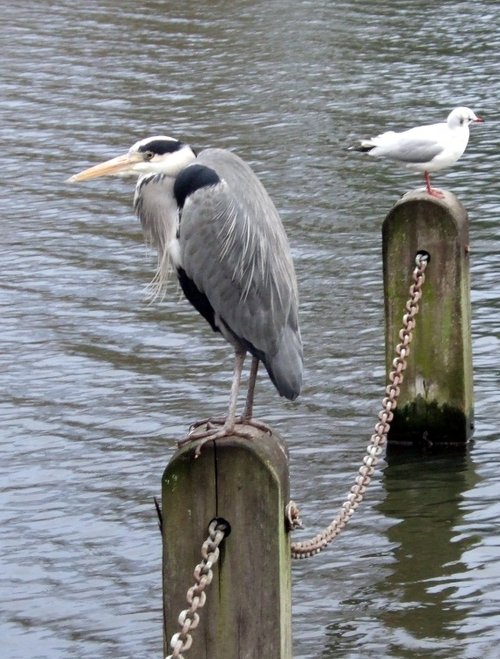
left=162, top=427, right=292, bottom=658
left=382, top=189, right=474, bottom=446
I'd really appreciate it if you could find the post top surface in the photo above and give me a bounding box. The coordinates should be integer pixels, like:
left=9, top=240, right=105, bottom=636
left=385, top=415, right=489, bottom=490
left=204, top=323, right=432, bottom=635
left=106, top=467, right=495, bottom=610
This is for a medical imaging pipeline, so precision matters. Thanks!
left=383, top=187, right=469, bottom=238
left=165, top=424, right=290, bottom=473
left=393, top=188, right=467, bottom=216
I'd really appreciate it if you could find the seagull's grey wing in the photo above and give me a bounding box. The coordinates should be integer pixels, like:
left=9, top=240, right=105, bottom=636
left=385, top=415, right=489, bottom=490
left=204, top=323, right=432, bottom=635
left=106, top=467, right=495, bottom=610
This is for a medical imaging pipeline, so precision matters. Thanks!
left=178, top=149, right=302, bottom=399
left=369, top=123, right=446, bottom=164
left=370, top=134, right=444, bottom=164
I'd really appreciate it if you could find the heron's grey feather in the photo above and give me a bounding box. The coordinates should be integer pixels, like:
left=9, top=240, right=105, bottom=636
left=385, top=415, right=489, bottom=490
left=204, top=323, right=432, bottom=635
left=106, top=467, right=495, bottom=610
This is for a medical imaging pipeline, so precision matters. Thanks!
left=134, top=173, right=179, bottom=297
left=179, top=148, right=302, bottom=399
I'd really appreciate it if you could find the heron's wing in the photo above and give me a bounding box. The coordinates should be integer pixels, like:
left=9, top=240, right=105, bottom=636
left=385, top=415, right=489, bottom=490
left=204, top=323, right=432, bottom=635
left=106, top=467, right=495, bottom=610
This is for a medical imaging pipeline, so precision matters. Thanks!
left=368, top=123, right=445, bottom=164
left=178, top=148, right=302, bottom=399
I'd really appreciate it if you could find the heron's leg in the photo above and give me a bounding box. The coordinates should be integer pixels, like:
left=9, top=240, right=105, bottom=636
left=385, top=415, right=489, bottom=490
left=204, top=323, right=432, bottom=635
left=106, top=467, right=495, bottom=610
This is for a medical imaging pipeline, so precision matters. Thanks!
left=190, top=355, right=271, bottom=435
left=238, top=356, right=272, bottom=435
left=187, top=349, right=245, bottom=432
left=179, top=349, right=247, bottom=455
left=223, top=348, right=246, bottom=429
left=242, top=355, right=259, bottom=421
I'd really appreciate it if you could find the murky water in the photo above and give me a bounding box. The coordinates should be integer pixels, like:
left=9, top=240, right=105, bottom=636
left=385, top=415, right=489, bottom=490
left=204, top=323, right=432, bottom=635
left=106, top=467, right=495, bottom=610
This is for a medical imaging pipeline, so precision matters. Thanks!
left=1, top=1, right=499, bottom=657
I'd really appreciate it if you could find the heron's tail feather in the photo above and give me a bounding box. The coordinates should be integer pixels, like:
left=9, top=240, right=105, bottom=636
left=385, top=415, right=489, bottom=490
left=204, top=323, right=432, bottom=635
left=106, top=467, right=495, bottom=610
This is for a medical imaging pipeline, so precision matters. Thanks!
left=264, top=327, right=303, bottom=401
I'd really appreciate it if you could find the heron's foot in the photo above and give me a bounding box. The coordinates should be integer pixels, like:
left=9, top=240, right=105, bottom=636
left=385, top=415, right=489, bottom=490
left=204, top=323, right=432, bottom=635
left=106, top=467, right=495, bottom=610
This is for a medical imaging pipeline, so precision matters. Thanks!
left=179, top=417, right=273, bottom=458
left=237, top=416, right=273, bottom=435
left=179, top=423, right=257, bottom=458
left=188, top=416, right=227, bottom=434
left=187, top=415, right=272, bottom=438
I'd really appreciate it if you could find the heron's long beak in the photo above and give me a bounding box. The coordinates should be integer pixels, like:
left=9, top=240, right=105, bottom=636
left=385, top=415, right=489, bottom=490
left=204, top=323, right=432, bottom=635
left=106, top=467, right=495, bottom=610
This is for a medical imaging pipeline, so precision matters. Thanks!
left=67, top=152, right=141, bottom=182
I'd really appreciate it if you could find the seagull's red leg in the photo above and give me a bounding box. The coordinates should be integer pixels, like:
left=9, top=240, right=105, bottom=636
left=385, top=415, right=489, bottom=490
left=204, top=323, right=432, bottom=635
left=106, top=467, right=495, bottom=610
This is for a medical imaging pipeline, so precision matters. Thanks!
left=424, top=171, right=432, bottom=194
left=424, top=171, right=444, bottom=198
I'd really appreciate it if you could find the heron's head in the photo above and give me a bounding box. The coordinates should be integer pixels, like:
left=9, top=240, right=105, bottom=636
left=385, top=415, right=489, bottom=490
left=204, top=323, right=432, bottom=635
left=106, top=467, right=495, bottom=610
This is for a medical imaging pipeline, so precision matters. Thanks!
left=447, top=107, right=484, bottom=129
left=67, top=136, right=196, bottom=182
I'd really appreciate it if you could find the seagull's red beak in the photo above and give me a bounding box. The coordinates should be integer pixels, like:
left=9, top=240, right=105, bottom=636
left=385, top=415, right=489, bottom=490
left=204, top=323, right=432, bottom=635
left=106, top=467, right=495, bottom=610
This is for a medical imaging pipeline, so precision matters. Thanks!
left=474, top=115, right=484, bottom=123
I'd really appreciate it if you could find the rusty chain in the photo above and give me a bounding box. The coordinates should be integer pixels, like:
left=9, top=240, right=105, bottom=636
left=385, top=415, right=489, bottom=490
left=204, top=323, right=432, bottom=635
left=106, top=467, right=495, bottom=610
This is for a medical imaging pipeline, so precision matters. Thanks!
left=165, top=518, right=230, bottom=659
left=290, top=251, right=430, bottom=559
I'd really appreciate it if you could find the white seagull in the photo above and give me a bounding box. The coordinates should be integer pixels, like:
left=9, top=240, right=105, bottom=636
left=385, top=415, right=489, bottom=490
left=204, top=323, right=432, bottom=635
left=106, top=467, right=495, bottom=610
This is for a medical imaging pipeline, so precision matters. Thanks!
left=352, top=107, right=483, bottom=197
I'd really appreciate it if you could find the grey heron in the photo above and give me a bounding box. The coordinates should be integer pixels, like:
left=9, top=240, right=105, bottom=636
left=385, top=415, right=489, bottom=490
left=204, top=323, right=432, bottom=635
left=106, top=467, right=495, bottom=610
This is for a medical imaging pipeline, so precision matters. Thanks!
left=68, top=136, right=303, bottom=452
left=351, top=107, right=483, bottom=197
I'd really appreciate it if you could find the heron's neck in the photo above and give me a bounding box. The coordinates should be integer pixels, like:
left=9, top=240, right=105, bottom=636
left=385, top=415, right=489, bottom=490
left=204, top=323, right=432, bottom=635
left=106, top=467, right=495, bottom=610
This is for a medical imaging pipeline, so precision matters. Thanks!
left=133, top=173, right=181, bottom=297
left=134, top=173, right=179, bottom=252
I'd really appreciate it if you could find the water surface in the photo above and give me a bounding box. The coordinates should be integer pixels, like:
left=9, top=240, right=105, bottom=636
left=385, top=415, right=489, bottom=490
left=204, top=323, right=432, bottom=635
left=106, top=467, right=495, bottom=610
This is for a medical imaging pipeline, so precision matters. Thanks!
left=1, top=1, right=499, bottom=657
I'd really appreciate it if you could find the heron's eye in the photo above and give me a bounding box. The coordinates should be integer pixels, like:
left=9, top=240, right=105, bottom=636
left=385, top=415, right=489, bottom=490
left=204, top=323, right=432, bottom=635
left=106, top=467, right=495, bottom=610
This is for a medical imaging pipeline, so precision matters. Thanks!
left=143, top=151, right=155, bottom=161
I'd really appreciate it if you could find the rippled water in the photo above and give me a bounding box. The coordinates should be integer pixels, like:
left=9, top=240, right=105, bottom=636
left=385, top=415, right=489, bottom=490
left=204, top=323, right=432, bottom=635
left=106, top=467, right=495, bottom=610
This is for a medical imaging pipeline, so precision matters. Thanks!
left=1, top=1, right=499, bottom=657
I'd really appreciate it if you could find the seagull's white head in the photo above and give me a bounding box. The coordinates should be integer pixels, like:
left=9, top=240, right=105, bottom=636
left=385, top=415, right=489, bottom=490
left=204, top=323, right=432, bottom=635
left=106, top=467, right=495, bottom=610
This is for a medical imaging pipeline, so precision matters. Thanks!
left=447, top=107, right=484, bottom=129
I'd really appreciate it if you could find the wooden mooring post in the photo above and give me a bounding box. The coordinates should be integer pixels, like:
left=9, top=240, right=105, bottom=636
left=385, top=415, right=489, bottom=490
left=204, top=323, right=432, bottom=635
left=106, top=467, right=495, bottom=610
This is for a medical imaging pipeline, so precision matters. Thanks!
left=162, top=427, right=292, bottom=658
left=382, top=189, right=474, bottom=446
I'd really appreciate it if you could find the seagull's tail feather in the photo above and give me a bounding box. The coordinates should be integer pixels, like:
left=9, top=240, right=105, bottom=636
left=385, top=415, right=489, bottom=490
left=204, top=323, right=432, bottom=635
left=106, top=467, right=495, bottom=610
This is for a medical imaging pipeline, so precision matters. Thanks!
left=348, top=140, right=376, bottom=153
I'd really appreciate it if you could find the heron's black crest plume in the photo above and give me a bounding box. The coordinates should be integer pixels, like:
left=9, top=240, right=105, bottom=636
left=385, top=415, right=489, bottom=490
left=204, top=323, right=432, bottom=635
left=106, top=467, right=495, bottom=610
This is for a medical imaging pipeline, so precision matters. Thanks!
left=173, top=164, right=221, bottom=209
left=137, top=139, right=184, bottom=156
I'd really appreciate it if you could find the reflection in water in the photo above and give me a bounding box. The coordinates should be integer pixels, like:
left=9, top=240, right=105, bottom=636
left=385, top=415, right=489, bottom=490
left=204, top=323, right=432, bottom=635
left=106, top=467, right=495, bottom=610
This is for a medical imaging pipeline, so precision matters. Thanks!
left=377, top=453, right=479, bottom=656
left=1, top=1, right=500, bottom=658
left=321, top=452, right=494, bottom=659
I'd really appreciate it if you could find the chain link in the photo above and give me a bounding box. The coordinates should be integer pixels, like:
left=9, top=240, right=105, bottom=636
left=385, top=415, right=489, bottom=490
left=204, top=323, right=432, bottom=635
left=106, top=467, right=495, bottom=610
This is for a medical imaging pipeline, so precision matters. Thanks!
left=165, top=519, right=229, bottom=658
left=290, top=252, right=429, bottom=559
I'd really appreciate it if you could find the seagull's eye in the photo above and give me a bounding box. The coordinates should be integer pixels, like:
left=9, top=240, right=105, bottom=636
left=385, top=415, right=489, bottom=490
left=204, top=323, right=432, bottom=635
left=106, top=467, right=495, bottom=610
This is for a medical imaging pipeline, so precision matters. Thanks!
left=143, top=151, right=155, bottom=161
